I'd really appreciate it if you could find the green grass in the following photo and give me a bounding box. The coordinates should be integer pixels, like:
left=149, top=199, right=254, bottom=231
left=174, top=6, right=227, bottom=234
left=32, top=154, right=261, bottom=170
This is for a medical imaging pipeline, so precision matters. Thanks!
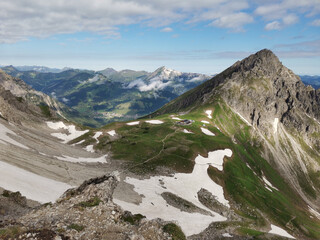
left=163, top=223, right=186, bottom=240
left=75, top=197, right=102, bottom=208
left=39, top=104, right=51, bottom=117
left=237, top=227, right=264, bottom=237
left=67, top=224, right=85, bottom=232
left=122, top=213, right=145, bottom=225
left=95, top=99, right=320, bottom=239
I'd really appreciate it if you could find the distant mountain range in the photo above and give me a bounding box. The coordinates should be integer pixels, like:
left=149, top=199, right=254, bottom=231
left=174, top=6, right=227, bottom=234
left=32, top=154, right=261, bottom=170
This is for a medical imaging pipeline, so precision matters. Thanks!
left=1, top=65, right=211, bottom=127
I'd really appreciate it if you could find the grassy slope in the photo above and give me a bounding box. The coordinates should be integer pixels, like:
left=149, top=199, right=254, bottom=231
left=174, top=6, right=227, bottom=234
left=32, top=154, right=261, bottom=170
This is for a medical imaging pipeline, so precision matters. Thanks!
left=87, top=97, right=320, bottom=239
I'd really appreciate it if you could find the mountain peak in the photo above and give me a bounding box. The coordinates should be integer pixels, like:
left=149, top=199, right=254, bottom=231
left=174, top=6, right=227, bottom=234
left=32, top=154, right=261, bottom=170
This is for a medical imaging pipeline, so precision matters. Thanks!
left=233, top=49, right=282, bottom=76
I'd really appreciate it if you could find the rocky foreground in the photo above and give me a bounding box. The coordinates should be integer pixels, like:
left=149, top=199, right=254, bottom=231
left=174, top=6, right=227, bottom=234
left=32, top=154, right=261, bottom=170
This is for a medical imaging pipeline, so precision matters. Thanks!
left=0, top=175, right=182, bottom=240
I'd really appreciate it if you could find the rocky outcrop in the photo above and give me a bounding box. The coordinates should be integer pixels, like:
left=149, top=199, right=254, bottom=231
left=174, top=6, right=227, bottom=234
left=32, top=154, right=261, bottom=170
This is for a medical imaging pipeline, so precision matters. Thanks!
left=4, top=175, right=171, bottom=240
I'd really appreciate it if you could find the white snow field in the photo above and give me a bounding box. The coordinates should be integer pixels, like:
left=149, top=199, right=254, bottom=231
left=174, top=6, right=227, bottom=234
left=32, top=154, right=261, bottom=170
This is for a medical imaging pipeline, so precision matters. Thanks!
left=183, top=129, right=193, bottom=134
left=0, top=122, right=29, bottom=149
left=145, top=120, right=164, bottom=124
left=205, top=110, right=212, bottom=119
left=201, top=127, right=215, bottom=136
left=107, top=130, right=116, bottom=136
left=126, top=121, right=140, bottom=126
left=269, top=224, right=295, bottom=239
left=196, top=149, right=233, bottom=171
left=46, top=121, right=89, bottom=143
left=0, top=160, right=72, bottom=203
left=201, top=120, right=210, bottom=124
left=115, top=149, right=233, bottom=236
left=56, top=155, right=108, bottom=163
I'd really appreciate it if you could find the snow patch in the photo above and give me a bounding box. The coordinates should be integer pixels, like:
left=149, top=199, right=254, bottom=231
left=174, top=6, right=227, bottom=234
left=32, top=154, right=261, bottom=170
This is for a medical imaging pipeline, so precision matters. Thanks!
left=0, top=122, right=29, bottom=149
left=126, top=121, right=140, bottom=126
left=269, top=224, right=295, bottom=239
left=72, top=139, right=85, bottom=145
left=308, top=206, right=320, bottom=219
left=183, top=129, right=193, bottom=134
left=145, top=120, right=164, bottom=124
left=172, top=117, right=182, bottom=120
left=0, top=160, right=72, bottom=203
left=201, top=120, right=210, bottom=124
left=107, top=130, right=116, bottom=136
left=195, top=149, right=233, bottom=171
left=222, top=233, right=233, bottom=237
left=273, top=118, right=279, bottom=134
left=115, top=149, right=232, bottom=236
left=205, top=110, right=212, bottom=119
left=85, top=145, right=94, bottom=153
left=93, top=131, right=103, bottom=143
left=56, top=155, right=108, bottom=163
left=262, top=175, right=279, bottom=191
left=46, top=121, right=89, bottom=143
left=201, top=127, right=215, bottom=136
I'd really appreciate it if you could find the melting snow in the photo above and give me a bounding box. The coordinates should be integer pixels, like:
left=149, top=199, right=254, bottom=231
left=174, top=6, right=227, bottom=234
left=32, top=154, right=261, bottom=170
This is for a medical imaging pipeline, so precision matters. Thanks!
left=196, top=149, right=232, bottom=171
left=107, top=130, right=116, bottom=136
left=308, top=206, right=320, bottom=219
left=85, top=145, right=94, bottom=153
left=46, top=121, right=89, bottom=143
left=93, top=131, right=103, bottom=142
left=201, top=127, right=215, bottom=136
left=56, top=155, right=108, bottom=163
left=126, top=121, right=140, bottom=126
left=205, top=110, right=212, bottom=119
left=145, top=120, right=164, bottom=124
left=201, top=120, right=210, bottom=124
left=273, top=118, right=279, bottom=134
left=171, top=117, right=182, bottom=120
left=222, top=233, right=233, bottom=237
left=0, top=122, right=29, bottom=149
left=269, top=224, right=295, bottom=239
left=183, top=129, right=193, bottom=134
left=115, top=149, right=232, bottom=236
left=262, top=176, right=279, bottom=191
left=0, top=160, right=72, bottom=203
left=72, top=139, right=85, bottom=146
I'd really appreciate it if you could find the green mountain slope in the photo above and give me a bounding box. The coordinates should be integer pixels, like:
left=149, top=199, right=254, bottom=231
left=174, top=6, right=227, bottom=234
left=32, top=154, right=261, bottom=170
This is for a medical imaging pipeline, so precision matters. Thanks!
left=70, top=50, right=320, bottom=239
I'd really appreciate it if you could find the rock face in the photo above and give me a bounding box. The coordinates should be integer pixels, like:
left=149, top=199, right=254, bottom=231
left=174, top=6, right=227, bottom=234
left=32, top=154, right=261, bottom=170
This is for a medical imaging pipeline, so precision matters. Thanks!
left=13, top=175, right=170, bottom=240
left=0, top=70, right=63, bottom=124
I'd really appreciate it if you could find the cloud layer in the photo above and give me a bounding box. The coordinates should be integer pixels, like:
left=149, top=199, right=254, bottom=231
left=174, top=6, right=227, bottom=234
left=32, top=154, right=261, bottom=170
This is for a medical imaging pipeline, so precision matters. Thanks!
left=0, top=0, right=319, bottom=43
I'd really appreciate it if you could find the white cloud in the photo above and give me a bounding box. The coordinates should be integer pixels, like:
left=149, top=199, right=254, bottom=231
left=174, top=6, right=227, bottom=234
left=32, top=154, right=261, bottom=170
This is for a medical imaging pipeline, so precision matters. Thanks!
left=282, top=14, right=298, bottom=25
left=256, top=0, right=320, bottom=30
left=265, top=21, right=281, bottom=30
left=0, top=0, right=254, bottom=43
left=210, top=12, right=254, bottom=32
left=311, top=19, right=320, bottom=26
left=161, top=27, right=173, bottom=32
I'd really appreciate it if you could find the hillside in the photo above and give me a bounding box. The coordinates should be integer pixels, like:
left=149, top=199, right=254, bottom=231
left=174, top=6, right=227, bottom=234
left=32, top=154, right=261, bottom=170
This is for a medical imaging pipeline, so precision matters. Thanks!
left=0, top=50, right=319, bottom=239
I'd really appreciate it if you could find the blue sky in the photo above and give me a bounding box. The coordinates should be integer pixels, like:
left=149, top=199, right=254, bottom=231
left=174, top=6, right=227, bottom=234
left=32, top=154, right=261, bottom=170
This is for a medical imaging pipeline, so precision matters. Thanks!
left=0, top=0, right=319, bottom=75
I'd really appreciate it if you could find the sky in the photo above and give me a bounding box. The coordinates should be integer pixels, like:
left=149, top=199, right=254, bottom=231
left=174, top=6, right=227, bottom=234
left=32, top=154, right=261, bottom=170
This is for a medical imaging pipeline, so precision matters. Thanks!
left=0, top=0, right=320, bottom=75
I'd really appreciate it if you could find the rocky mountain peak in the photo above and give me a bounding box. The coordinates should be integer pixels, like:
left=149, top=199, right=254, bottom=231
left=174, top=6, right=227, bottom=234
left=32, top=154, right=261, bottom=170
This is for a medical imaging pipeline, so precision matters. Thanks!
left=231, top=49, right=283, bottom=79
